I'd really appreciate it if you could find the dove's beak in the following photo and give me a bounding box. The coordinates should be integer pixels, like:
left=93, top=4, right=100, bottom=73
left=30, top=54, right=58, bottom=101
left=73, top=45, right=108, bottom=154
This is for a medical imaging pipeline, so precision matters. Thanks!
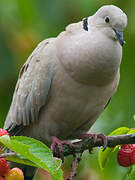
left=113, top=29, right=125, bottom=46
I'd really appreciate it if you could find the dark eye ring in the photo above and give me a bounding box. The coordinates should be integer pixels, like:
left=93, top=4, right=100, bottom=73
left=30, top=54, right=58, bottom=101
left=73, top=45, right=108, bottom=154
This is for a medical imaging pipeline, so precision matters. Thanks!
left=105, top=17, right=110, bottom=23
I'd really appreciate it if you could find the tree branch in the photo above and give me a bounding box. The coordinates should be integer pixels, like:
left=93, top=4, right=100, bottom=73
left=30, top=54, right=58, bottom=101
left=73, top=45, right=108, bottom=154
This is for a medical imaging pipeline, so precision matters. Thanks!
left=1, top=133, right=135, bottom=161
left=54, top=133, right=135, bottom=158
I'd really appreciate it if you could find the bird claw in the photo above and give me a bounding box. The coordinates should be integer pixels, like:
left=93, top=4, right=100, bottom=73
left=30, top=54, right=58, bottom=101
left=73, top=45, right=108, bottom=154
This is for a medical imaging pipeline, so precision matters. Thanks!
left=97, top=133, right=108, bottom=151
left=77, top=133, right=108, bottom=152
left=51, top=136, right=74, bottom=162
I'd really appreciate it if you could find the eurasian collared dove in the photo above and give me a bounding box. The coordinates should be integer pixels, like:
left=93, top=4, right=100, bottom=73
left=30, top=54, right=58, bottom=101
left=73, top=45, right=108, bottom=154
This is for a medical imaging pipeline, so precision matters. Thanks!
left=4, top=5, right=127, bottom=149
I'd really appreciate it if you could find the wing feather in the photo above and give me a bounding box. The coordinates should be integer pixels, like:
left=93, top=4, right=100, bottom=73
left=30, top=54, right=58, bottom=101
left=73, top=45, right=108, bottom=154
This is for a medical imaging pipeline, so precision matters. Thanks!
left=4, top=39, right=55, bottom=130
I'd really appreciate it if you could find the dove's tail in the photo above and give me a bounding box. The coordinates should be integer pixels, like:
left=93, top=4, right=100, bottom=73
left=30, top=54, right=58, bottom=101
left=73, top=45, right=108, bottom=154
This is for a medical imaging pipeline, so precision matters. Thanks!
left=6, top=124, right=24, bottom=136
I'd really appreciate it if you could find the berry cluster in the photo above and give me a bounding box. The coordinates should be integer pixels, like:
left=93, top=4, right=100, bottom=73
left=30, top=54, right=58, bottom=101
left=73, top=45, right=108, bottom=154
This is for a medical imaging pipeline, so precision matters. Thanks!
left=117, top=144, right=135, bottom=167
left=0, top=129, right=24, bottom=180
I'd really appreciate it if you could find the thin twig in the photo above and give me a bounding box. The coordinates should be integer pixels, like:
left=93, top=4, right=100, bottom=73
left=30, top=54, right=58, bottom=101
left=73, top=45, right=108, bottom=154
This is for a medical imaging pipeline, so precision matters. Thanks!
left=66, top=154, right=82, bottom=180
left=0, top=152, right=16, bottom=158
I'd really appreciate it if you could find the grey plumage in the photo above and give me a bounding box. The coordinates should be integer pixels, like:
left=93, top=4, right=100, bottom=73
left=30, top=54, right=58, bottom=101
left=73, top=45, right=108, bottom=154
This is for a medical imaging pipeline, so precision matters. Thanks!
left=5, top=39, right=54, bottom=129
left=4, top=5, right=127, bottom=147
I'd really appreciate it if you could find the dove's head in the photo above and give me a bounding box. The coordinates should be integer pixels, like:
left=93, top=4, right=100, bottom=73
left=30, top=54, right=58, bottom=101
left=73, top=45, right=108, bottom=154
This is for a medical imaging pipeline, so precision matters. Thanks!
left=88, top=5, right=127, bottom=46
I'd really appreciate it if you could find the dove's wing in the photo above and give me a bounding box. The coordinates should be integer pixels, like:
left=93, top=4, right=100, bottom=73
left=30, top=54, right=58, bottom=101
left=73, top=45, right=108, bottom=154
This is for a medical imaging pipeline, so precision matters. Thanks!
left=4, top=38, right=55, bottom=133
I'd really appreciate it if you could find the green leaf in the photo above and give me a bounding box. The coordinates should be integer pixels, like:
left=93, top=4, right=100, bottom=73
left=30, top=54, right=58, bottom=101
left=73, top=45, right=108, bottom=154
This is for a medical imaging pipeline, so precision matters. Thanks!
left=0, top=135, right=63, bottom=180
left=123, top=165, right=135, bottom=180
left=108, top=127, right=130, bottom=136
left=6, top=154, right=38, bottom=167
left=127, top=129, right=135, bottom=134
left=98, top=127, right=130, bottom=170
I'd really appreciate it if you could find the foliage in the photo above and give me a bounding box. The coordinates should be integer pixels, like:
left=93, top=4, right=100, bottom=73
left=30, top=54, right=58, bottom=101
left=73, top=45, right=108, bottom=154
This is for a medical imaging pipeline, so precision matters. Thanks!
left=98, top=127, right=130, bottom=170
left=123, top=165, right=135, bottom=180
left=0, top=135, right=63, bottom=180
left=0, top=0, right=135, bottom=179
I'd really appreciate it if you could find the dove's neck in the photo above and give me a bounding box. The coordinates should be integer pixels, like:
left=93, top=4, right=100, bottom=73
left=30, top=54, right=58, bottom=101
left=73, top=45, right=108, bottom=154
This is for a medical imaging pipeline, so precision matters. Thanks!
left=56, top=30, right=122, bottom=86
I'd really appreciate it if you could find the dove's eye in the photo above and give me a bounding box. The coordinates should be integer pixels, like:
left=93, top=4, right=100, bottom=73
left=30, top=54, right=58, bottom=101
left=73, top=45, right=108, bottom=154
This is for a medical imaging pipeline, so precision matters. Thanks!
left=83, top=17, right=88, bottom=31
left=105, top=17, right=110, bottom=23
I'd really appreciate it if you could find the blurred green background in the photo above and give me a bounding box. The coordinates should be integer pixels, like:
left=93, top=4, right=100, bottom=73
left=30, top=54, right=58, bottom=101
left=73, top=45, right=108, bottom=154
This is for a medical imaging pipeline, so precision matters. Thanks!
left=0, top=0, right=134, bottom=179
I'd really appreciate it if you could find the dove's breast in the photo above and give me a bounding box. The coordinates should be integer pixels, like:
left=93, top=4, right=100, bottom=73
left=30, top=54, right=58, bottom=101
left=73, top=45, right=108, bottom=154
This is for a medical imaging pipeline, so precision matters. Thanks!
left=56, top=29, right=122, bottom=86
left=21, top=57, right=119, bottom=145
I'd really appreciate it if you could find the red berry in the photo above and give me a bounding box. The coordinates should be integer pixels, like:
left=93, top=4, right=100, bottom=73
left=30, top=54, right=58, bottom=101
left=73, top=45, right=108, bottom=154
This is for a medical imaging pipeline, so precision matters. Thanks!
left=0, top=158, right=10, bottom=176
left=121, top=144, right=135, bottom=150
left=131, top=150, right=135, bottom=164
left=5, top=168, right=24, bottom=180
left=117, top=144, right=135, bottom=167
left=0, top=129, right=9, bottom=137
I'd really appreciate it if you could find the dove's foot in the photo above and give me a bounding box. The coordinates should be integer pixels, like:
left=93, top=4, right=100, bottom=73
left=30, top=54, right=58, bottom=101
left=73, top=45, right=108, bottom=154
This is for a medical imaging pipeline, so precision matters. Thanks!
left=51, top=136, right=75, bottom=162
left=77, top=133, right=108, bottom=152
